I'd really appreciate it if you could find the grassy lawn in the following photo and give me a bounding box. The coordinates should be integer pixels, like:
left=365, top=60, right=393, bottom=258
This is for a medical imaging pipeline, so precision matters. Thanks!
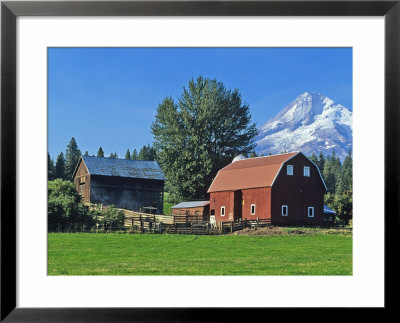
left=48, top=232, right=352, bottom=275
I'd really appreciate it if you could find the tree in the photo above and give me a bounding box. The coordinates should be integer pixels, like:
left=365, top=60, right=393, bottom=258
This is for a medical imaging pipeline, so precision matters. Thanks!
left=101, top=205, right=125, bottom=229
left=125, top=149, right=131, bottom=160
left=322, top=150, right=341, bottom=194
left=48, top=153, right=56, bottom=180
left=151, top=76, right=257, bottom=201
left=131, top=149, right=138, bottom=160
left=249, top=150, right=257, bottom=158
left=138, top=145, right=149, bottom=160
left=137, top=144, right=156, bottom=161
left=84, top=151, right=89, bottom=156
left=97, top=147, right=104, bottom=157
left=48, top=179, right=94, bottom=229
left=65, top=137, right=82, bottom=180
left=55, top=152, right=66, bottom=180
left=109, top=152, right=118, bottom=159
left=309, top=152, right=319, bottom=168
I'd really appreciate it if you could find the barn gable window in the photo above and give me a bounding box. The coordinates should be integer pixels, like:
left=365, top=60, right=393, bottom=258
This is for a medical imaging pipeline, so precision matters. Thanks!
left=79, top=176, right=85, bottom=184
left=287, top=165, right=293, bottom=175
left=221, top=206, right=225, bottom=217
left=308, top=207, right=314, bottom=218
left=304, top=166, right=310, bottom=177
left=282, top=205, right=288, bottom=216
left=251, top=204, right=256, bottom=215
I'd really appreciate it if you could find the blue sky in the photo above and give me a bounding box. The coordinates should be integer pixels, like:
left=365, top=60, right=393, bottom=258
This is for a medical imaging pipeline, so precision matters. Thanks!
left=48, top=47, right=352, bottom=159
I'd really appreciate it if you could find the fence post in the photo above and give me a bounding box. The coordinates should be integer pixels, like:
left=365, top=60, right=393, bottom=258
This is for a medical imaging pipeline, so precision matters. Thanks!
left=245, top=218, right=247, bottom=228
left=256, top=217, right=259, bottom=229
left=191, top=222, right=193, bottom=234
left=186, top=214, right=188, bottom=224
left=207, top=223, right=210, bottom=235
left=140, top=215, right=143, bottom=233
left=230, top=221, right=233, bottom=233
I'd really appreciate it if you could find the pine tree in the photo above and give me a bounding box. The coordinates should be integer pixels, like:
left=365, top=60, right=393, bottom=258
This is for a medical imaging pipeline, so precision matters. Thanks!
left=84, top=151, right=89, bottom=156
left=137, top=145, right=147, bottom=160
left=125, top=149, right=131, bottom=160
left=152, top=76, right=257, bottom=201
left=97, top=147, right=104, bottom=157
left=131, top=149, right=138, bottom=160
left=55, top=152, right=66, bottom=180
left=65, top=137, right=81, bottom=180
left=249, top=150, right=257, bottom=158
left=48, top=153, right=56, bottom=180
left=109, top=152, right=118, bottom=159
left=318, top=152, right=325, bottom=172
left=309, top=152, right=319, bottom=169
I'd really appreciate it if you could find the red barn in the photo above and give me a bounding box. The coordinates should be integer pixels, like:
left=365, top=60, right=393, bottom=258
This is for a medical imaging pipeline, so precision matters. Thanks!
left=207, top=152, right=327, bottom=225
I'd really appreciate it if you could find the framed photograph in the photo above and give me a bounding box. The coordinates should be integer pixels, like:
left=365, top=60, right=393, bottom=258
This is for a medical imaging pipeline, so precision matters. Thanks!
left=1, top=0, right=398, bottom=321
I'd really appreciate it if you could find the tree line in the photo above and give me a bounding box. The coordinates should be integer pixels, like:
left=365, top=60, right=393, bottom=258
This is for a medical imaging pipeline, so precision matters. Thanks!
left=48, top=138, right=156, bottom=181
left=48, top=76, right=352, bottom=226
left=310, top=150, right=353, bottom=223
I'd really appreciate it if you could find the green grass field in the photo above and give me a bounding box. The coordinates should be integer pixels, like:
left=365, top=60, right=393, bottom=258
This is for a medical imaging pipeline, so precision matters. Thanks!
left=48, top=232, right=352, bottom=275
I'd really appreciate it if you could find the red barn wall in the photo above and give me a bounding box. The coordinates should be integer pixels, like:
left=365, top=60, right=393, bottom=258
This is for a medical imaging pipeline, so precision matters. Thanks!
left=209, top=191, right=233, bottom=222
left=241, top=187, right=271, bottom=220
left=271, top=153, right=325, bottom=225
left=172, top=205, right=210, bottom=217
left=73, top=160, right=91, bottom=204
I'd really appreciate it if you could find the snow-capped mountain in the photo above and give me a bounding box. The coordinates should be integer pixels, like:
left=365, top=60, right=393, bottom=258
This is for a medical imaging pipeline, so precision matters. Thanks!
left=255, top=92, right=352, bottom=160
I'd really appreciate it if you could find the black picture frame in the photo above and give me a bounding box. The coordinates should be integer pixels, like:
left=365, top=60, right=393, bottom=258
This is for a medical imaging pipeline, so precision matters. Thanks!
left=1, top=1, right=398, bottom=321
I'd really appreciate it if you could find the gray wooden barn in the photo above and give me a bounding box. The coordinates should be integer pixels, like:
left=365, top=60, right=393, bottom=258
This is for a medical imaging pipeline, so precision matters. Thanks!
left=73, top=156, right=165, bottom=213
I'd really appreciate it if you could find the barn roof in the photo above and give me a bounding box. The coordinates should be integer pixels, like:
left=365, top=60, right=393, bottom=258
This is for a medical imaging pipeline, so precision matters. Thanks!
left=208, top=151, right=325, bottom=193
left=74, top=156, right=165, bottom=181
left=171, top=201, right=210, bottom=209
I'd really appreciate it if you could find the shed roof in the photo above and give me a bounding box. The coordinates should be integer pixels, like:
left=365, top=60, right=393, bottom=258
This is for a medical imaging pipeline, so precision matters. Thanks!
left=207, top=152, right=300, bottom=193
left=74, top=156, right=165, bottom=181
left=171, top=201, right=210, bottom=209
left=324, top=205, right=336, bottom=214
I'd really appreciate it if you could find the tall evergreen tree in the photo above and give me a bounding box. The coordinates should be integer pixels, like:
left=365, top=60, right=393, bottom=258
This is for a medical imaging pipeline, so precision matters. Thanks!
left=309, top=152, right=319, bottom=169
left=152, top=76, right=257, bottom=201
left=109, top=152, right=118, bottom=159
left=65, top=137, right=81, bottom=180
left=318, top=152, right=325, bottom=172
left=84, top=151, right=89, bottom=156
left=97, top=147, right=104, bottom=157
left=138, top=145, right=149, bottom=160
left=55, top=152, right=66, bottom=180
left=48, top=153, right=56, bottom=181
left=125, top=149, right=131, bottom=160
left=131, top=149, right=138, bottom=160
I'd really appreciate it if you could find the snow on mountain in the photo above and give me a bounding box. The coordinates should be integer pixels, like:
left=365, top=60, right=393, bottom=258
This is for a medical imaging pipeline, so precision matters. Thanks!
left=255, top=92, right=352, bottom=161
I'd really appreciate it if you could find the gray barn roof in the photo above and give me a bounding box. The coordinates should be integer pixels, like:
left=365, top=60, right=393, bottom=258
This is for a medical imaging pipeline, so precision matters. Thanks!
left=171, top=201, right=210, bottom=209
left=78, top=156, right=165, bottom=181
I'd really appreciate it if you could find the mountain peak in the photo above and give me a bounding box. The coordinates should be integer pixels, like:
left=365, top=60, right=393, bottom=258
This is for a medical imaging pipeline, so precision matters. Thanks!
left=255, top=92, right=352, bottom=160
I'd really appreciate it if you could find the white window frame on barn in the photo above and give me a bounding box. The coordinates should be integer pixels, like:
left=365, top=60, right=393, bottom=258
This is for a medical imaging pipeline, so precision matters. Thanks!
left=308, top=207, right=314, bottom=217
left=282, top=205, right=288, bottom=216
left=304, top=166, right=310, bottom=177
left=251, top=204, right=256, bottom=215
left=287, top=164, right=293, bottom=175
left=221, top=206, right=225, bottom=217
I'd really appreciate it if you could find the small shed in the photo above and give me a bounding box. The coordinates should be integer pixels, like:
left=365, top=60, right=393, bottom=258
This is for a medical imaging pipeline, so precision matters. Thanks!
left=171, top=201, right=210, bottom=219
left=73, top=156, right=165, bottom=213
left=323, top=205, right=337, bottom=223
